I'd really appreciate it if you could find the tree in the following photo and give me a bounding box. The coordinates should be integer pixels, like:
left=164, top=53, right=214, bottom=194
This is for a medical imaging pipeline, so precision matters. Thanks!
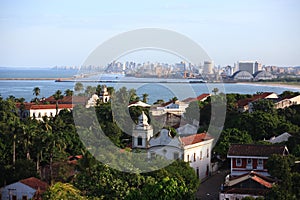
left=251, top=99, right=275, bottom=113
left=53, top=90, right=64, bottom=116
left=43, top=182, right=86, bottom=200
left=142, top=93, right=149, bottom=103
left=32, top=87, right=41, bottom=104
left=214, top=128, right=253, bottom=157
left=170, top=96, right=178, bottom=103
left=212, top=87, right=219, bottom=95
left=64, top=89, right=74, bottom=96
left=74, top=82, right=84, bottom=93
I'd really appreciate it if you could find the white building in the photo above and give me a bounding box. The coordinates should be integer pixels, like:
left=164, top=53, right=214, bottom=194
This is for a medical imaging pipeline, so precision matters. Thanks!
left=203, top=61, right=214, bottom=74
left=17, top=103, right=74, bottom=120
left=0, top=177, right=48, bottom=200
left=237, top=61, right=261, bottom=74
left=148, top=129, right=214, bottom=180
left=132, top=112, right=153, bottom=149
left=150, top=100, right=189, bottom=116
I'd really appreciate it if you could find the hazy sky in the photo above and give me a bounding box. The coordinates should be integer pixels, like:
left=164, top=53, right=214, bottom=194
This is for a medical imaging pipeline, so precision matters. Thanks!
left=0, top=0, right=299, bottom=67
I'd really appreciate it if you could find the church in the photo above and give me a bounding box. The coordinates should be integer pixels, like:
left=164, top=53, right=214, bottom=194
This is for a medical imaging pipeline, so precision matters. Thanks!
left=132, top=112, right=214, bottom=180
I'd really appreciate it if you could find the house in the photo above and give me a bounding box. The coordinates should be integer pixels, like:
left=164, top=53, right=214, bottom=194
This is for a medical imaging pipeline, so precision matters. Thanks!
left=148, top=129, right=214, bottom=180
left=227, top=144, right=289, bottom=176
left=267, top=132, right=291, bottom=144
left=219, top=171, right=277, bottom=200
left=0, top=177, right=48, bottom=200
left=237, top=92, right=278, bottom=112
left=274, top=94, right=300, bottom=109
left=150, top=100, right=189, bottom=116
left=16, top=103, right=74, bottom=120
left=182, top=93, right=211, bottom=104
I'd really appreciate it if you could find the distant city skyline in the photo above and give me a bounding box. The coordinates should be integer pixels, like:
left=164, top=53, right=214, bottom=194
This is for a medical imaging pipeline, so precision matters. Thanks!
left=0, top=0, right=300, bottom=67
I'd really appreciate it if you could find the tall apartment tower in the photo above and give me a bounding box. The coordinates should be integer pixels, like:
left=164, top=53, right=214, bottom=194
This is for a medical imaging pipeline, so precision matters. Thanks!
left=237, top=61, right=261, bottom=74
left=203, top=61, right=214, bottom=74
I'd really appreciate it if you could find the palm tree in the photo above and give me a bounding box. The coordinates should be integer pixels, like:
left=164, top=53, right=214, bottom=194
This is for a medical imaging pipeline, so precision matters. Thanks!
left=212, top=87, right=219, bottom=95
left=33, top=87, right=41, bottom=103
left=74, top=82, right=84, bottom=92
left=64, top=89, right=73, bottom=96
left=170, top=96, right=178, bottom=103
left=53, top=90, right=64, bottom=115
left=142, top=93, right=149, bottom=103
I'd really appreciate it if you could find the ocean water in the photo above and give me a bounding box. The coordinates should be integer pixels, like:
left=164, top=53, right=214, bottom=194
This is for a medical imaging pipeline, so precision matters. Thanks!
left=0, top=68, right=299, bottom=103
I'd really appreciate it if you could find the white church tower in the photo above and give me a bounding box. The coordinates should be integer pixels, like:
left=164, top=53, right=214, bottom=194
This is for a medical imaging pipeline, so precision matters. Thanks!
left=132, top=111, right=153, bottom=149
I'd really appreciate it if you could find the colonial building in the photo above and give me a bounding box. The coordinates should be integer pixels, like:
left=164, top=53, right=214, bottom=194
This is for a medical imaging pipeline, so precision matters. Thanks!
left=150, top=100, right=189, bottom=116
left=0, top=177, right=48, bottom=200
left=132, top=112, right=153, bottom=149
left=219, top=171, right=277, bottom=200
left=147, top=129, right=214, bottom=180
left=227, top=144, right=289, bottom=176
left=16, top=103, right=74, bottom=120
left=237, top=92, right=278, bottom=112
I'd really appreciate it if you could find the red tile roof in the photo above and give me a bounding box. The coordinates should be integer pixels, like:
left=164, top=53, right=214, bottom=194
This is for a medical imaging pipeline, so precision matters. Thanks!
left=181, top=133, right=213, bottom=145
left=17, top=103, right=74, bottom=110
left=196, top=93, right=210, bottom=101
left=20, top=177, right=48, bottom=192
left=237, top=92, right=276, bottom=107
left=182, top=93, right=210, bottom=103
left=227, top=144, right=288, bottom=157
left=44, top=96, right=88, bottom=104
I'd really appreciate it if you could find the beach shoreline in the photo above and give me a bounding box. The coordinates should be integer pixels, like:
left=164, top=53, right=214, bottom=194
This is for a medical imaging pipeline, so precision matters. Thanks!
left=237, top=82, right=300, bottom=90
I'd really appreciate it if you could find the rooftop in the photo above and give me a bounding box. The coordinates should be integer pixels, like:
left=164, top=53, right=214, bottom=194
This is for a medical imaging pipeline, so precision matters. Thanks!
left=19, top=177, right=49, bottom=192
left=181, top=133, right=213, bottom=146
left=227, top=144, right=288, bottom=157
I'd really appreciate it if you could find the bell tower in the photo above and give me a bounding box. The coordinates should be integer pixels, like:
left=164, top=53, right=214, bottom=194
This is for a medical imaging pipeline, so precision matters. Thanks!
left=132, top=111, right=153, bottom=149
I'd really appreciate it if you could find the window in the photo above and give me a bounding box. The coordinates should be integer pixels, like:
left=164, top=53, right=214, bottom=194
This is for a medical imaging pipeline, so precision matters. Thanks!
left=207, top=148, right=209, bottom=158
left=187, top=154, right=190, bottom=162
left=236, top=158, right=242, bottom=166
left=194, top=153, right=196, bottom=162
left=247, top=158, right=252, bottom=165
left=196, top=167, right=199, bottom=179
left=22, top=196, right=28, bottom=200
left=137, top=136, right=143, bottom=146
left=38, top=112, right=41, bottom=118
left=200, top=151, right=202, bottom=160
left=174, top=152, right=179, bottom=160
left=257, top=159, right=264, bottom=169
left=12, top=195, right=17, bottom=200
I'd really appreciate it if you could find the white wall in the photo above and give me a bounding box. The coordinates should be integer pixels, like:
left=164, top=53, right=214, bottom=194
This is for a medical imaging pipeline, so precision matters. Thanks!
left=1, top=182, right=36, bottom=200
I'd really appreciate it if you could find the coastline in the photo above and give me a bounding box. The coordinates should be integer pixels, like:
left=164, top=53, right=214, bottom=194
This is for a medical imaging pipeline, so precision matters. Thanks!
left=237, top=82, right=300, bottom=90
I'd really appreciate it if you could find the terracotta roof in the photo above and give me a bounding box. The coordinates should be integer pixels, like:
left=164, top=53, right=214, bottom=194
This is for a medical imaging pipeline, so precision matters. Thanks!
left=237, top=92, right=276, bottom=107
left=20, top=177, right=48, bottom=192
left=44, top=96, right=88, bottom=104
left=17, top=103, right=74, bottom=110
left=181, top=133, right=213, bottom=145
left=227, top=144, right=288, bottom=157
left=182, top=93, right=210, bottom=103
left=196, top=93, right=210, bottom=101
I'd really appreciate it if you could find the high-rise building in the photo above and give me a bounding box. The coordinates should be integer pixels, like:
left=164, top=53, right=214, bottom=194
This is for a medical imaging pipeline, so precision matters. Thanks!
left=203, top=61, right=214, bottom=74
left=237, top=61, right=261, bottom=74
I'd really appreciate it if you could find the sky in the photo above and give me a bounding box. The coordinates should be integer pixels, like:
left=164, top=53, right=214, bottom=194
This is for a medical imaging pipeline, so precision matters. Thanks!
left=0, top=0, right=300, bottom=67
